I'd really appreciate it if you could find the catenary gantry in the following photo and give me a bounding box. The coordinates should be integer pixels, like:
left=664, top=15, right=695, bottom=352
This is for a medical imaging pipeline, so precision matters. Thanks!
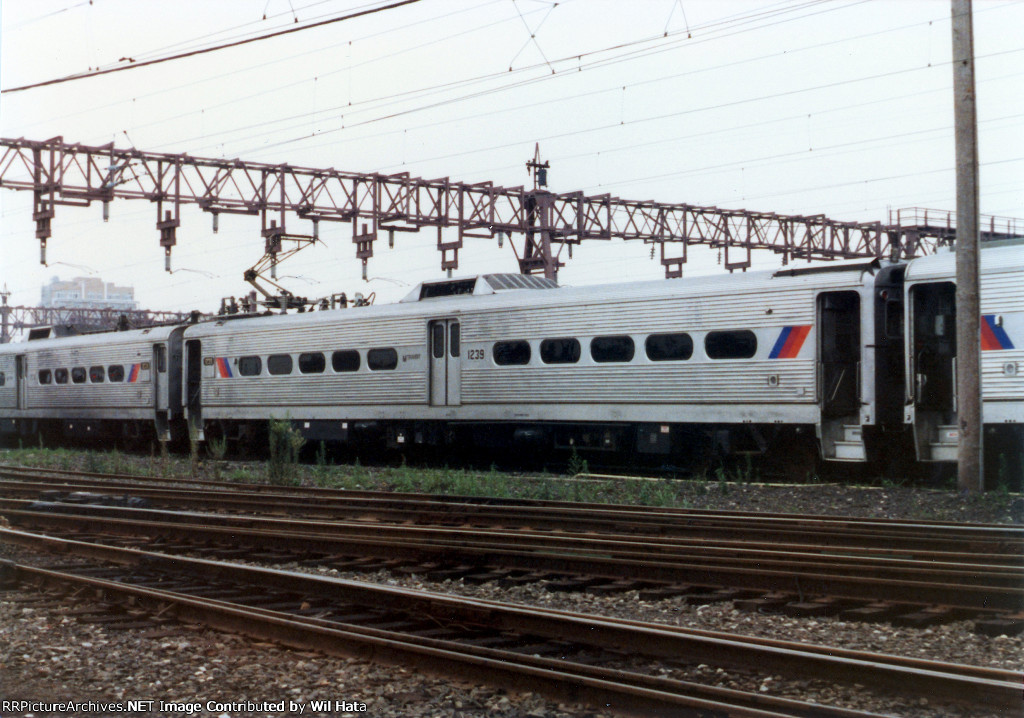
left=1, top=136, right=1020, bottom=281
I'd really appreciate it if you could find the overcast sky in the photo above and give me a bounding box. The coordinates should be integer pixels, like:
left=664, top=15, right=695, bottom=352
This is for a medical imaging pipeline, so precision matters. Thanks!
left=1, top=0, right=1021, bottom=316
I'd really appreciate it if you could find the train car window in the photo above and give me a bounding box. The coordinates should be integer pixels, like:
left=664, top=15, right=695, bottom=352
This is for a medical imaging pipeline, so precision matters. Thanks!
left=646, top=333, right=693, bottom=361
left=238, top=356, right=262, bottom=376
left=0, top=372, right=4, bottom=387
left=108, top=365, right=125, bottom=382
left=432, top=323, right=445, bottom=359
left=155, top=345, right=167, bottom=373
left=298, top=352, right=326, bottom=374
left=55, top=368, right=69, bottom=384
left=449, top=323, right=460, bottom=358
left=71, top=367, right=87, bottom=384
left=268, top=354, right=293, bottom=375
left=89, top=366, right=105, bottom=383
left=540, top=338, right=581, bottom=364
left=591, top=335, right=635, bottom=363
left=493, top=340, right=531, bottom=366
left=367, top=347, right=398, bottom=371
left=705, top=330, right=757, bottom=359
left=39, top=369, right=52, bottom=385
left=331, top=350, right=360, bottom=372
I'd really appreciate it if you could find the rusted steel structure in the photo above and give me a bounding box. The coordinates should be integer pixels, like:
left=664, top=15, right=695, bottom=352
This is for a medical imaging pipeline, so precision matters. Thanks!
left=1, top=136, right=1020, bottom=281
left=0, top=302, right=195, bottom=343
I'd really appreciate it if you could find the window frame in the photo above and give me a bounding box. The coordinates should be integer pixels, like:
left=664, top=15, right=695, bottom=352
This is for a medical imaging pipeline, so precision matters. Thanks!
left=298, top=352, right=326, bottom=374
left=493, top=340, right=531, bottom=366
left=39, top=369, right=53, bottom=385
left=590, top=335, right=635, bottom=363
left=267, top=354, right=294, bottom=376
left=237, top=356, right=263, bottom=377
left=107, top=365, right=125, bottom=383
left=645, top=332, right=694, bottom=362
left=71, top=367, right=87, bottom=384
left=331, top=350, right=361, bottom=373
left=367, top=347, right=398, bottom=371
left=539, top=337, right=581, bottom=365
left=705, top=330, right=758, bottom=360
left=89, top=366, right=106, bottom=383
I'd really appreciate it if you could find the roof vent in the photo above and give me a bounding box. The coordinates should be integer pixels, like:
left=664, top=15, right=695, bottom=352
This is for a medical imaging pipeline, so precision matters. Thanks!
left=402, top=274, right=558, bottom=302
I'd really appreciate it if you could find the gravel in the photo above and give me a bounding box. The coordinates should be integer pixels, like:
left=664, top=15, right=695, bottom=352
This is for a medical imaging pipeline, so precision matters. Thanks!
left=2, top=536, right=1020, bottom=718
left=1, top=460, right=1022, bottom=717
left=0, top=546, right=608, bottom=718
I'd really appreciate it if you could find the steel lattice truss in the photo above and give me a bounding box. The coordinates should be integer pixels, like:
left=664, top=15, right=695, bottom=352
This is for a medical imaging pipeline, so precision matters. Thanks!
left=0, top=305, right=196, bottom=343
left=2, top=136, right=1020, bottom=280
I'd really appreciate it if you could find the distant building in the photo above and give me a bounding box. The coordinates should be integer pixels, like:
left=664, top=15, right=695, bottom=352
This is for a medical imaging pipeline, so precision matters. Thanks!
left=41, top=276, right=137, bottom=311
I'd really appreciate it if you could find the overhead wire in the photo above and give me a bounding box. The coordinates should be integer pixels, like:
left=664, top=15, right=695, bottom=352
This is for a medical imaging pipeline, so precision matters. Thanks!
left=169, top=0, right=933, bottom=156
left=237, top=1, right=867, bottom=154
left=1, top=0, right=424, bottom=94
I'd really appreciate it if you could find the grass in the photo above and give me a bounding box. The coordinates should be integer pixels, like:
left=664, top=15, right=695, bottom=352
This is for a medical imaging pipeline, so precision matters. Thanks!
left=1, top=444, right=1018, bottom=520
left=0, top=443, right=696, bottom=509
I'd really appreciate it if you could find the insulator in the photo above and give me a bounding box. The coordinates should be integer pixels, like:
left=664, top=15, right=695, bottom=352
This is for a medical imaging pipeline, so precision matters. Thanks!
left=39, top=240, right=47, bottom=265
left=164, top=247, right=172, bottom=273
left=388, top=229, right=394, bottom=248
left=497, top=231, right=504, bottom=248
left=313, top=219, right=319, bottom=240
left=447, top=267, right=452, bottom=278
left=271, top=255, right=277, bottom=279
left=103, top=201, right=110, bottom=222
left=361, top=259, right=367, bottom=281
left=212, top=213, right=219, bottom=234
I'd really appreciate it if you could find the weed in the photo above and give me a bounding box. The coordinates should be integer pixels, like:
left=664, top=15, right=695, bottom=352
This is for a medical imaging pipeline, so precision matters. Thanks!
left=715, top=465, right=729, bottom=495
left=266, top=417, right=305, bottom=485
left=188, top=436, right=201, bottom=478
left=84, top=451, right=101, bottom=474
left=567, top=444, right=589, bottom=477
left=207, top=436, right=227, bottom=481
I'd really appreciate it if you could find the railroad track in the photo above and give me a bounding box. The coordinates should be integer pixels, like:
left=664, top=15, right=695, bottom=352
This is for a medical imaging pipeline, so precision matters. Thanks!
left=2, top=528, right=1020, bottom=718
left=1, top=490, right=1022, bottom=630
left=2, top=465, right=1021, bottom=554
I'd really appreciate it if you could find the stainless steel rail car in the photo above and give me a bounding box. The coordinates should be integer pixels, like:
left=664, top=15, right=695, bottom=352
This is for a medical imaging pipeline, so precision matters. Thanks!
left=0, top=324, right=185, bottom=443
left=902, top=242, right=1024, bottom=464
left=1, top=243, right=1021, bottom=475
left=158, top=262, right=893, bottom=466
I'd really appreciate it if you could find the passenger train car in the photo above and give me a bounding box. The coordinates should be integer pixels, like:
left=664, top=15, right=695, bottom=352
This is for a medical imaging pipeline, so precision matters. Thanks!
left=1, top=242, right=1021, bottom=479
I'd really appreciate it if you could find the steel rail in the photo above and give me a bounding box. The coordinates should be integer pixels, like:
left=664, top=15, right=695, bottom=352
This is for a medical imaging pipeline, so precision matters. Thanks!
left=2, top=528, right=1020, bottom=713
left=2, top=498, right=1020, bottom=578
left=3, top=463, right=1019, bottom=532
left=2, top=468, right=1021, bottom=550
left=3, top=505, right=1022, bottom=612
left=1, top=483, right=1020, bottom=565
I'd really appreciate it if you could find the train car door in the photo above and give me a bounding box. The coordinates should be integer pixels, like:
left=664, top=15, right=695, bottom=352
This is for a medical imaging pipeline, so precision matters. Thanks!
left=818, top=291, right=861, bottom=417
left=910, top=282, right=956, bottom=412
left=15, top=355, right=26, bottom=409
left=429, top=319, right=461, bottom=407
left=153, top=343, right=168, bottom=412
left=184, top=339, right=203, bottom=438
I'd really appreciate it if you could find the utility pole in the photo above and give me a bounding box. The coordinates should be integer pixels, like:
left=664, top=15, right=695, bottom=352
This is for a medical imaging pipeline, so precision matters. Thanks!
left=951, top=0, right=983, bottom=491
left=0, top=285, right=10, bottom=344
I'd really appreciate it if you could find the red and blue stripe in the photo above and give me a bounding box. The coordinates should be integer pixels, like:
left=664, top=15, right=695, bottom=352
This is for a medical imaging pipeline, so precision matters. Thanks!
left=769, top=325, right=812, bottom=359
left=127, top=364, right=140, bottom=383
left=215, top=357, right=233, bottom=378
left=981, top=315, right=1015, bottom=351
